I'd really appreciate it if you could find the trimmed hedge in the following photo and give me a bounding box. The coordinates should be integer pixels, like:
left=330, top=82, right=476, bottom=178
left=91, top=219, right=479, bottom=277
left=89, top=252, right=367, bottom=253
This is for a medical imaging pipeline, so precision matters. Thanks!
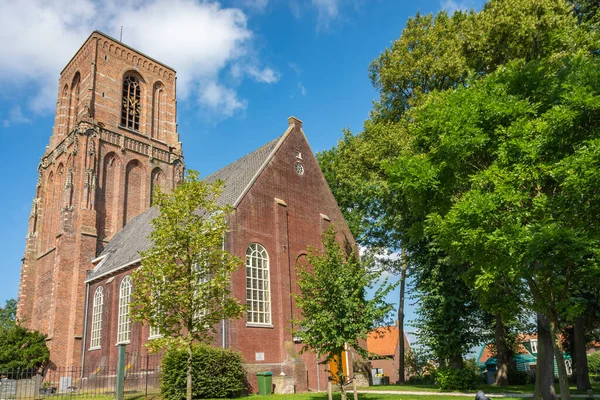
left=161, top=344, right=250, bottom=399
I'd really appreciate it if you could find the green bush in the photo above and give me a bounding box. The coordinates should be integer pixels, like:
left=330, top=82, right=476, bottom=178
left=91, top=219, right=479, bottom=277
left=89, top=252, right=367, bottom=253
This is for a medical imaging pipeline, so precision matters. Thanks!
left=407, top=374, right=436, bottom=385
left=507, top=363, right=533, bottom=385
left=435, top=362, right=481, bottom=391
left=161, top=344, right=250, bottom=399
left=588, top=353, right=600, bottom=375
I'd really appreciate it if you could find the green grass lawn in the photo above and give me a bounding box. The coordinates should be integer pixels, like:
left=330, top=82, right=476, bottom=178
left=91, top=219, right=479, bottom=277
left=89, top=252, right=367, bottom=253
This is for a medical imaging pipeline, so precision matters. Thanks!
left=52, top=392, right=524, bottom=400
left=359, top=382, right=600, bottom=395
left=218, top=395, right=523, bottom=400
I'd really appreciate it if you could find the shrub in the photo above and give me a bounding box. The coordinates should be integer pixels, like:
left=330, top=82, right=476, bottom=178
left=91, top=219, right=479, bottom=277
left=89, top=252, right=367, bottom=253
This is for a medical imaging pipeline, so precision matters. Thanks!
left=435, top=362, right=481, bottom=391
left=407, top=374, right=436, bottom=385
left=588, top=353, right=600, bottom=375
left=161, top=344, right=250, bottom=399
left=507, top=368, right=530, bottom=385
left=507, top=363, right=532, bottom=385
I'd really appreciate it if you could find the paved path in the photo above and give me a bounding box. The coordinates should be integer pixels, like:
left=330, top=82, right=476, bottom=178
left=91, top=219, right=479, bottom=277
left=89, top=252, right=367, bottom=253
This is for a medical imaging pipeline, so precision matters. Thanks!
left=357, top=390, right=599, bottom=398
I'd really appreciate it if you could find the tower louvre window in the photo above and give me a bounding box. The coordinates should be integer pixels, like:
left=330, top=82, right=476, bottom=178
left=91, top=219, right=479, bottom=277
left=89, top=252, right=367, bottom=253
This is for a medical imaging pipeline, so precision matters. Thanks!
left=121, top=75, right=141, bottom=131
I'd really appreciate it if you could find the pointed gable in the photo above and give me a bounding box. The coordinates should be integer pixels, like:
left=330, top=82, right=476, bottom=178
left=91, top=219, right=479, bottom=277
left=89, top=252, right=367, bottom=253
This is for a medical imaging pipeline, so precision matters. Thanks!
left=86, top=131, right=287, bottom=282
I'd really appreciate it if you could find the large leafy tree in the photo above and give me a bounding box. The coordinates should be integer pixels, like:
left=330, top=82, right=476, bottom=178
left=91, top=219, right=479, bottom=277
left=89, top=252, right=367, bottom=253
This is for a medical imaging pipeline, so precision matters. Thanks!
left=130, top=170, right=245, bottom=400
left=0, top=299, right=49, bottom=372
left=318, top=0, right=597, bottom=389
left=0, top=299, right=16, bottom=330
left=293, top=226, right=394, bottom=400
left=397, top=52, right=600, bottom=400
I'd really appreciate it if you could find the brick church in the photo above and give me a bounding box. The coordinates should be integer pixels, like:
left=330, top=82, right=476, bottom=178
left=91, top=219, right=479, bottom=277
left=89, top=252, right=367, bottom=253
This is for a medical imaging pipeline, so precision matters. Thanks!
left=16, top=31, right=356, bottom=392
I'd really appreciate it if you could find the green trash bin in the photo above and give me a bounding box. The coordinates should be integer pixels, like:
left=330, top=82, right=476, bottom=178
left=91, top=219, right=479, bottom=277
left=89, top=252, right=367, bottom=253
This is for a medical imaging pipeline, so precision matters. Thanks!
left=256, top=371, right=273, bottom=395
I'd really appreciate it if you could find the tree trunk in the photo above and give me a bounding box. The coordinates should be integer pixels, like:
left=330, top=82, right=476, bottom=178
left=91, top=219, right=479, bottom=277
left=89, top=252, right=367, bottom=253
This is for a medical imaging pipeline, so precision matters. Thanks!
left=494, top=314, right=509, bottom=386
left=450, top=353, right=463, bottom=370
left=573, top=316, right=592, bottom=391
left=398, top=247, right=407, bottom=383
left=534, top=313, right=557, bottom=400
left=337, top=354, right=347, bottom=400
left=549, top=317, right=570, bottom=400
left=186, top=344, right=193, bottom=400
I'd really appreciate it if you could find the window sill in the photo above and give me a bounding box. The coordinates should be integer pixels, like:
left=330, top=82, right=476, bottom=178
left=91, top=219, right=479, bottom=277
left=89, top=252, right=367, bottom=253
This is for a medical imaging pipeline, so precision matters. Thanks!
left=148, top=335, right=163, bottom=340
left=118, top=125, right=144, bottom=137
left=88, top=346, right=101, bottom=351
left=116, top=341, right=130, bottom=346
left=246, top=323, right=274, bottom=329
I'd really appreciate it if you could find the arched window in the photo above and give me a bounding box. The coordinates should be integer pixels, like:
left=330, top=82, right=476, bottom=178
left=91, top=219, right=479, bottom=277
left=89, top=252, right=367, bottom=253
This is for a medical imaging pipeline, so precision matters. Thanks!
left=117, top=276, right=132, bottom=343
left=246, top=244, right=271, bottom=325
left=121, top=75, right=141, bottom=131
left=68, top=73, right=80, bottom=134
left=90, top=287, right=104, bottom=349
left=152, top=82, right=164, bottom=140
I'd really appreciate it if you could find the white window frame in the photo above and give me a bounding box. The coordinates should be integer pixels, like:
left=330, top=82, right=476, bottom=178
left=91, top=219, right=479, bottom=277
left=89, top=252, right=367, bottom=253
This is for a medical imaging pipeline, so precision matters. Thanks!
left=245, top=243, right=272, bottom=326
left=530, top=339, right=538, bottom=354
left=89, top=286, right=104, bottom=349
left=193, top=263, right=210, bottom=327
left=117, top=276, right=132, bottom=344
left=149, top=325, right=161, bottom=339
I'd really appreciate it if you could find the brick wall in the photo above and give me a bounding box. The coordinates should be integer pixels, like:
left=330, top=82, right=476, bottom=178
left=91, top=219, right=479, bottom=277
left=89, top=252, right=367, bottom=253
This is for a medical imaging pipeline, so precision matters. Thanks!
left=17, top=31, right=183, bottom=368
left=82, top=118, right=357, bottom=393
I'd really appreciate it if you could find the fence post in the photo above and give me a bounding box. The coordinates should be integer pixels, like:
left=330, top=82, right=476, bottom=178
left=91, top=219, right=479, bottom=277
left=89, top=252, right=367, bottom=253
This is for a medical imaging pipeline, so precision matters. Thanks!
left=145, top=354, right=149, bottom=398
left=116, top=345, right=126, bottom=400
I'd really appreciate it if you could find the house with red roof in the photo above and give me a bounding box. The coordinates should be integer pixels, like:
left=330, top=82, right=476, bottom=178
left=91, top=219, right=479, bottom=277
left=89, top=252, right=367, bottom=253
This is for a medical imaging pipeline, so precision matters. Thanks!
left=366, top=325, right=410, bottom=383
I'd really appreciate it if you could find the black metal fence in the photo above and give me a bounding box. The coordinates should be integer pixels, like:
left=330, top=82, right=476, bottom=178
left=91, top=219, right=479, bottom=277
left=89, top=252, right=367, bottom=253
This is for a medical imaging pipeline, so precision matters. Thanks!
left=0, top=353, right=162, bottom=400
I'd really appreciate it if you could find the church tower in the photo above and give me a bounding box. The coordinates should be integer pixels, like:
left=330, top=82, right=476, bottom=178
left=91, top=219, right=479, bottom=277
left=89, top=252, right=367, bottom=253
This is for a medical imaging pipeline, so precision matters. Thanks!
left=17, top=31, right=184, bottom=368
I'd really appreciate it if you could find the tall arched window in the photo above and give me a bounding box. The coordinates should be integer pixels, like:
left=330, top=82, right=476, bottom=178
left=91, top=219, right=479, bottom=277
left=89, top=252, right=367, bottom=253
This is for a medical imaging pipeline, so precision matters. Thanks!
left=90, top=286, right=104, bottom=349
left=152, top=82, right=164, bottom=140
left=117, top=276, right=132, bottom=343
left=121, top=75, right=141, bottom=131
left=68, top=73, right=80, bottom=134
left=246, top=244, right=271, bottom=325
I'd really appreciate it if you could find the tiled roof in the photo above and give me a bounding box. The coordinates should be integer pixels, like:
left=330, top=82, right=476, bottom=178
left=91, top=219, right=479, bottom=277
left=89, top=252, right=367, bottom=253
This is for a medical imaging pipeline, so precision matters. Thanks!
left=86, top=135, right=282, bottom=282
left=203, top=136, right=281, bottom=207
left=367, top=326, right=410, bottom=357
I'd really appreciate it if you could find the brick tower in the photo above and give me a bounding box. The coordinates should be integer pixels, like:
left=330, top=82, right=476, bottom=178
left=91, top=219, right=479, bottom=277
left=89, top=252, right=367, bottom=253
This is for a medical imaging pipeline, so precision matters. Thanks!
left=17, top=31, right=184, bottom=368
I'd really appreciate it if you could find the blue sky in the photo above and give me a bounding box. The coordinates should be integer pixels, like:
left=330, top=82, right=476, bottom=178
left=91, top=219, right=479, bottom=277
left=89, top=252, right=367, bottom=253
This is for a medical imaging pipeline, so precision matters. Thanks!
left=0, top=0, right=481, bottom=341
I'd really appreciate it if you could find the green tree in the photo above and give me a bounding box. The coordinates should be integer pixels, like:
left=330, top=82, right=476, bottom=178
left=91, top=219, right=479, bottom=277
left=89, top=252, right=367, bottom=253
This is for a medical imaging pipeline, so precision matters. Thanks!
left=0, top=325, right=49, bottom=371
left=293, top=226, right=394, bottom=400
left=0, top=299, right=17, bottom=330
left=130, top=170, right=245, bottom=400
left=398, top=52, right=600, bottom=400
left=319, top=0, right=597, bottom=391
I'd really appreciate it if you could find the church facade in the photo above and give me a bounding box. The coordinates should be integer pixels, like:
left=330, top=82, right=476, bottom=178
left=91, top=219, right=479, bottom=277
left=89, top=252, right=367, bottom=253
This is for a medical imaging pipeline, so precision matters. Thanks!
left=17, top=31, right=355, bottom=392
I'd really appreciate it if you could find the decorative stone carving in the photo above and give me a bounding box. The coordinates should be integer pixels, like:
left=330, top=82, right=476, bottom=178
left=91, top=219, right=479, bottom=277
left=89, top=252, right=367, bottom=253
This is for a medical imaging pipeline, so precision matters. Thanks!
left=65, top=168, right=74, bottom=188
left=84, top=169, right=95, bottom=188
left=29, top=198, right=39, bottom=218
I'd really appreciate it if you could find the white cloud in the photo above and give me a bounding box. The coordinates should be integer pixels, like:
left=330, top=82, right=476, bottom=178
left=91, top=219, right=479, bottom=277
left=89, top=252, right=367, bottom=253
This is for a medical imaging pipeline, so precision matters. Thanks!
left=231, top=63, right=280, bottom=83
left=199, top=81, right=247, bottom=118
left=0, top=0, right=274, bottom=120
left=288, top=0, right=362, bottom=32
left=441, top=0, right=473, bottom=14
left=312, top=0, right=340, bottom=30
left=2, top=106, right=32, bottom=128
left=298, top=82, right=306, bottom=96
left=235, top=0, right=269, bottom=12
left=246, top=66, right=280, bottom=83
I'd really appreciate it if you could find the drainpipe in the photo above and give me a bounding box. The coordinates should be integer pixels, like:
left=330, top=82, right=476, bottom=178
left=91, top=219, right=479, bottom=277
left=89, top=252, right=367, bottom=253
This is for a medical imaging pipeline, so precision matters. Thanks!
left=221, top=231, right=226, bottom=349
left=81, top=281, right=90, bottom=375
